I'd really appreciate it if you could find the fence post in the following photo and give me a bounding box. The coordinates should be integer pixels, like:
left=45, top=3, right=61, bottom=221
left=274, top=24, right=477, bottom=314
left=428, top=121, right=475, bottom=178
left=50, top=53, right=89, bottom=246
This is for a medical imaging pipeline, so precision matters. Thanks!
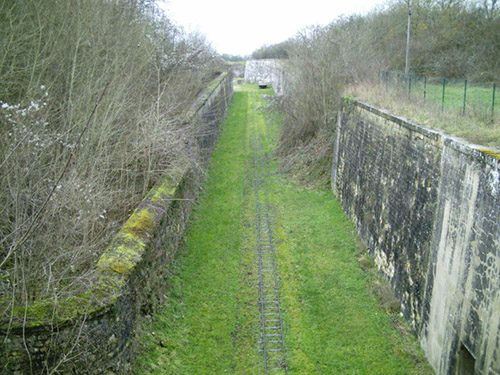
left=423, top=76, right=427, bottom=104
left=492, top=83, right=496, bottom=120
left=408, top=74, right=412, bottom=95
left=463, top=79, right=467, bottom=115
left=441, top=78, right=446, bottom=112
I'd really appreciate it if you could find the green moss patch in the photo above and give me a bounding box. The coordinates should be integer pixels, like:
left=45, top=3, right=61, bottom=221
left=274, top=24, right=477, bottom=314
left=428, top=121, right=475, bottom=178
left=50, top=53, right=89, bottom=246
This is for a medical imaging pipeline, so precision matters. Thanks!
left=479, top=148, right=500, bottom=160
left=4, top=274, right=123, bottom=330
left=97, top=181, right=182, bottom=276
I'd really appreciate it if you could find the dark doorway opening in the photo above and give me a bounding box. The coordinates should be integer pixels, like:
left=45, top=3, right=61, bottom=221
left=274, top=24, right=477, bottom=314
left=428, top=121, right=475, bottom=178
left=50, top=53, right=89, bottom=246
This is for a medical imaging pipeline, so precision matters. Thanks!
left=456, top=344, right=475, bottom=375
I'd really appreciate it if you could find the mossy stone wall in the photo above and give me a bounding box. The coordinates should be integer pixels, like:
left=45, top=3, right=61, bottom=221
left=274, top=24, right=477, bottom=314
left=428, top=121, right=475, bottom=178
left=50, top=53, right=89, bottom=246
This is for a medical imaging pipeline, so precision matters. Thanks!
left=0, top=73, right=233, bottom=374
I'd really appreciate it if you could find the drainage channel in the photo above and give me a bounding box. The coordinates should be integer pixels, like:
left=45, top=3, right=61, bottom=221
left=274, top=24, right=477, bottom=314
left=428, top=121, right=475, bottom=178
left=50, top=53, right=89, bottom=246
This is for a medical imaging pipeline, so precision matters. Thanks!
left=250, top=95, right=288, bottom=375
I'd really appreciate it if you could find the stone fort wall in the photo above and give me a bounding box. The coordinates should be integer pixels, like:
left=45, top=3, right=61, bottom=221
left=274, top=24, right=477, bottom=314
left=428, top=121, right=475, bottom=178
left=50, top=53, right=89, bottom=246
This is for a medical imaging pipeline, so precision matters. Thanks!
left=332, top=100, right=500, bottom=375
left=244, top=59, right=288, bottom=95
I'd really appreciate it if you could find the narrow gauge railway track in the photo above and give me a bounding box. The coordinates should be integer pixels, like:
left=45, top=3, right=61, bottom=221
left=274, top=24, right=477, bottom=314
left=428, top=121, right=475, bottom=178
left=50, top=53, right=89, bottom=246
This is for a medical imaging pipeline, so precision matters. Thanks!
left=250, top=92, right=288, bottom=375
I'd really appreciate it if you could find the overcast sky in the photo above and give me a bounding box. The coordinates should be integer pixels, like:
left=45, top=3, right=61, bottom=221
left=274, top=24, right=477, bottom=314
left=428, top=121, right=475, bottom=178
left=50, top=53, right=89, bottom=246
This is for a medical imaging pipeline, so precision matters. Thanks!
left=157, top=0, right=388, bottom=56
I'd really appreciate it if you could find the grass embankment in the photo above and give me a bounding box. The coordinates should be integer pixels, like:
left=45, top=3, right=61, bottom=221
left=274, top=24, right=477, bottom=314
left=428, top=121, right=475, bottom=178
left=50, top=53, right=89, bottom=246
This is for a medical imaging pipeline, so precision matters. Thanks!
left=350, top=82, right=500, bottom=149
left=135, top=85, right=434, bottom=374
left=422, top=80, right=495, bottom=112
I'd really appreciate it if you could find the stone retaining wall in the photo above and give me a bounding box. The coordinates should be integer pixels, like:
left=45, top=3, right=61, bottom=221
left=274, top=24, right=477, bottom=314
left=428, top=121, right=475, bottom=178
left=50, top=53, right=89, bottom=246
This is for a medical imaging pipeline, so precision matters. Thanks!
left=0, top=72, right=233, bottom=374
left=244, top=59, right=288, bottom=95
left=332, top=100, right=500, bottom=375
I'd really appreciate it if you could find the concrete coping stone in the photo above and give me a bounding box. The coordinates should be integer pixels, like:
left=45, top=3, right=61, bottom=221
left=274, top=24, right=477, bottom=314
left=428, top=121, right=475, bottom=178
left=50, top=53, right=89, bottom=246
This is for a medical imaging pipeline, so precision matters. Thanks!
left=347, top=99, right=500, bottom=169
left=350, top=99, right=443, bottom=141
left=187, top=72, right=229, bottom=118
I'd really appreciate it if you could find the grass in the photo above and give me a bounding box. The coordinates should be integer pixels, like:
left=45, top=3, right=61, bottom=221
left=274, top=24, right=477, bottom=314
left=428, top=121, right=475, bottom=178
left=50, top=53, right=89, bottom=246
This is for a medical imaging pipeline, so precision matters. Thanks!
left=135, top=89, right=261, bottom=374
left=272, top=179, right=433, bottom=374
left=349, top=81, right=500, bottom=149
left=405, top=78, right=496, bottom=115
left=135, top=84, right=435, bottom=374
left=379, top=73, right=498, bottom=115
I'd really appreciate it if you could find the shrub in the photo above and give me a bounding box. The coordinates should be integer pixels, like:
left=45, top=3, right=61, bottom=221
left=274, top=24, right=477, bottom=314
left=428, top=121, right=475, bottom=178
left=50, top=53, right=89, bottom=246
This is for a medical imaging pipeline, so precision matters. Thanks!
left=0, top=0, right=220, bottom=305
left=277, top=20, right=378, bottom=186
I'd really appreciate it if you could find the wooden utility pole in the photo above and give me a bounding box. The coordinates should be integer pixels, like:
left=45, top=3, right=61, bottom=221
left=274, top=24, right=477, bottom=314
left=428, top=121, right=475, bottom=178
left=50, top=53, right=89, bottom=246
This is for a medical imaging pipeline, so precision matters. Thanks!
left=405, top=0, right=412, bottom=76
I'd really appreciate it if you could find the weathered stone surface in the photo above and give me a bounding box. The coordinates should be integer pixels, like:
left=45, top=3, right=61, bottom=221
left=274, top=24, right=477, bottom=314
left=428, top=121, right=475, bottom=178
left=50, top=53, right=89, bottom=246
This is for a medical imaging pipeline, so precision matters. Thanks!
left=334, top=103, right=441, bottom=331
left=228, top=62, right=245, bottom=79
left=332, top=100, right=500, bottom=375
left=0, top=72, right=233, bottom=374
left=423, top=138, right=500, bottom=375
left=244, top=59, right=288, bottom=95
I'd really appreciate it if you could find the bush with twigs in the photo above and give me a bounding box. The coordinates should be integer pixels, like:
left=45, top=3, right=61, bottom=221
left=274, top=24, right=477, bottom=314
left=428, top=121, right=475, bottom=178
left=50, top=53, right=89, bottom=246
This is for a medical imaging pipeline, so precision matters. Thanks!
left=276, top=19, right=378, bottom=186
left=0, top=0, right=221, bottom=308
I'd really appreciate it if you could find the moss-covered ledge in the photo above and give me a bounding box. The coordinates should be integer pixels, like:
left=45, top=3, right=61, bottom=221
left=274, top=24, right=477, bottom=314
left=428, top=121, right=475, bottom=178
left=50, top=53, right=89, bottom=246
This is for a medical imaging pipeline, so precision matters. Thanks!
left=0, top=72, right=233, bottom=374
left=0, top=170, right=186, bottom=334
left=97, top=171, right=185, bottom=276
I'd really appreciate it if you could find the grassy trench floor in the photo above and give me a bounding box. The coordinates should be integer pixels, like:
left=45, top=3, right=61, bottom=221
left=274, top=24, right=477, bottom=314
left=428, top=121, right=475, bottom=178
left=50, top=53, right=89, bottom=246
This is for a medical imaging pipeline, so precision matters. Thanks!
left=135, top=85, right=435, bottom=374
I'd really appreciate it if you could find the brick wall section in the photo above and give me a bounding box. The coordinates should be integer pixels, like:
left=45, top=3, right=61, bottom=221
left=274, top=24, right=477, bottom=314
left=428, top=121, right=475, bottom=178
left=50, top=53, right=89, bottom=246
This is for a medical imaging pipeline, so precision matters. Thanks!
left=332, top=100, right=500, bottom=375
left=0, top=72, right=233, bottom=374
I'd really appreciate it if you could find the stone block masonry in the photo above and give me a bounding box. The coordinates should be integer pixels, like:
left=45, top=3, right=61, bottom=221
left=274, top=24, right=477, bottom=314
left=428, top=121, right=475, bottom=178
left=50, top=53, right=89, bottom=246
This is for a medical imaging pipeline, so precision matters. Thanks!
left=244, top=59, right=288, bottom=96
left=0, top=72, right=233, bottom=374
left=332, top=100, right=500, bottom=375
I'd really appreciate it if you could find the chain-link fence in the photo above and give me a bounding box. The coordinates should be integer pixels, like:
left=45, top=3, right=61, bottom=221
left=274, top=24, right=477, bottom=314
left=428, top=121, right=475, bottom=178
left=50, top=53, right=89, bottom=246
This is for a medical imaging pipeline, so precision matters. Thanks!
left=379, top=71, right=498, bottom=121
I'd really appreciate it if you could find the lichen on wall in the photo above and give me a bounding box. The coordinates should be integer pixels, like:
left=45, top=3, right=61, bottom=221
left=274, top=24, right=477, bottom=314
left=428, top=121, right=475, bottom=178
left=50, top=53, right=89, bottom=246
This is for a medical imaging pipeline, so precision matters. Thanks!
left=333, top=100, right=500, bottom=375
left=422, top=139, right=500, bottom=375
left=334, top=103, right=441, bottom=332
